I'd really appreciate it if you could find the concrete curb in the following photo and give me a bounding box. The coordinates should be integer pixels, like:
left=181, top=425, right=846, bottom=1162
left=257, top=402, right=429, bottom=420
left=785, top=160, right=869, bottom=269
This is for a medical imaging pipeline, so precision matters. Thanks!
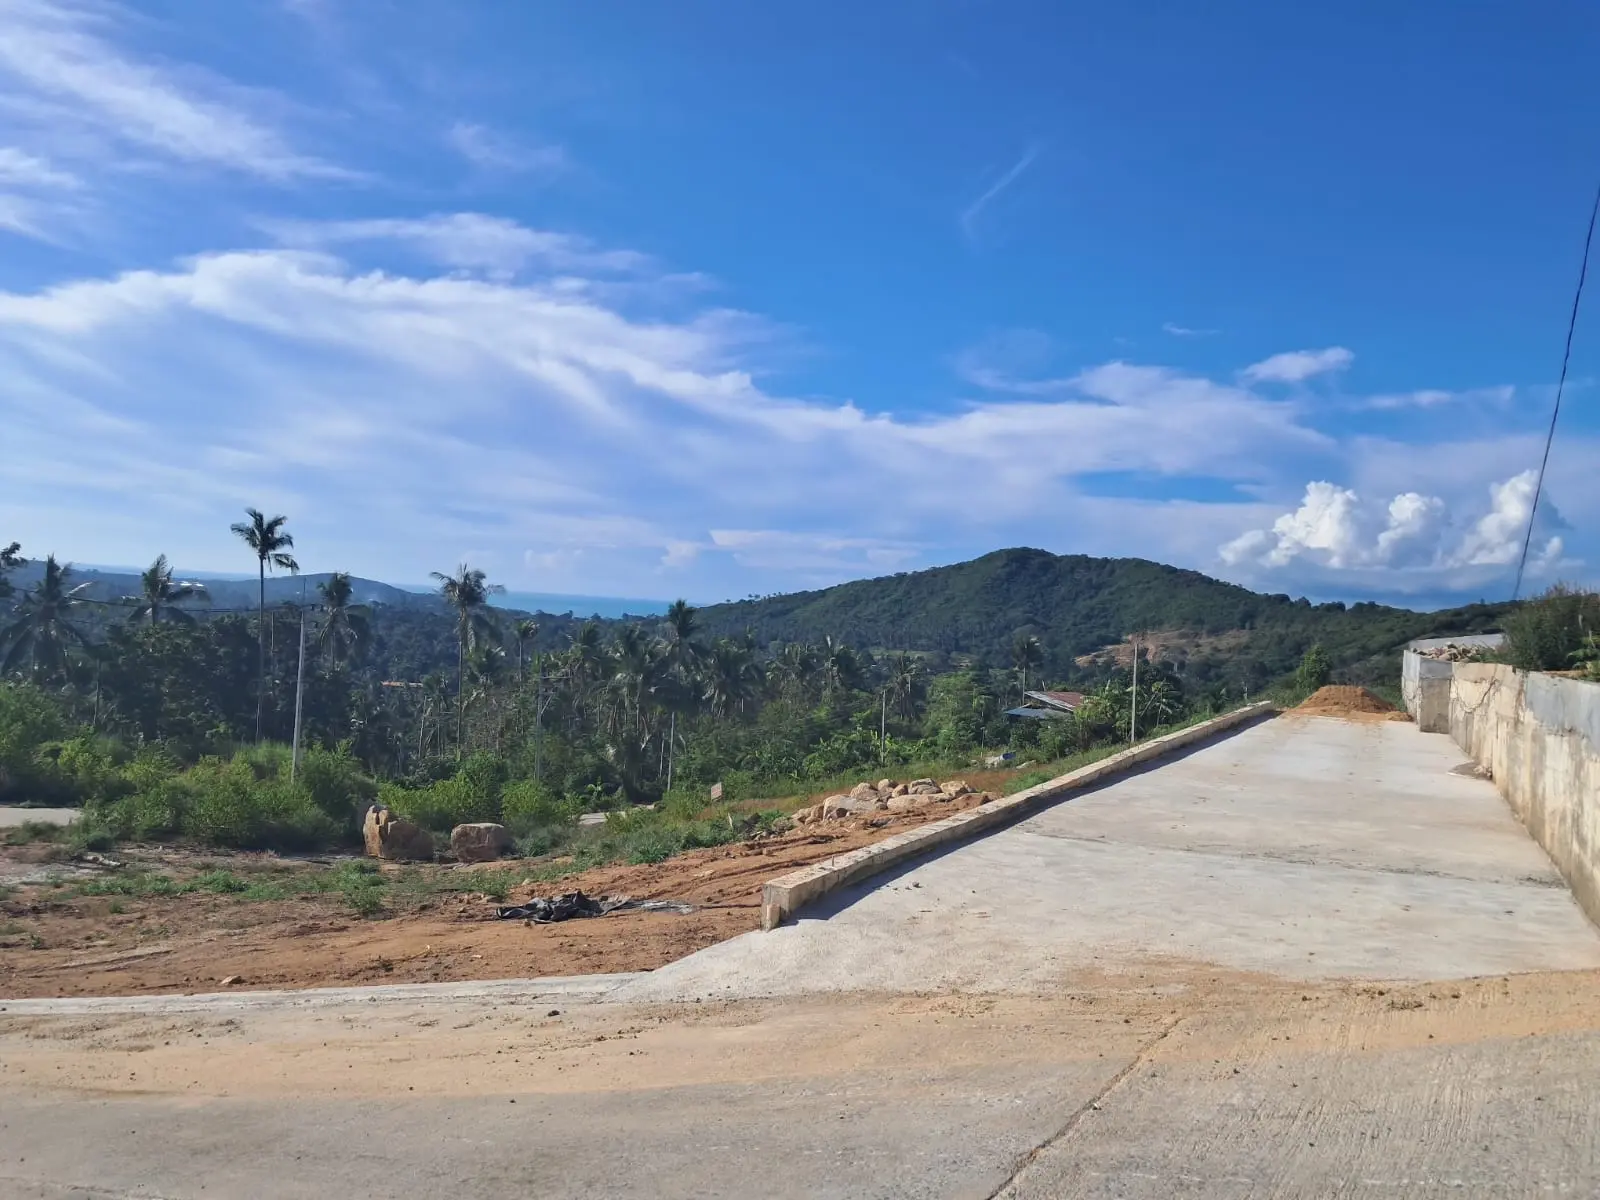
left=0, top=972, right=646, bottom=1016
left=760, top=701, right=1277, bottom=930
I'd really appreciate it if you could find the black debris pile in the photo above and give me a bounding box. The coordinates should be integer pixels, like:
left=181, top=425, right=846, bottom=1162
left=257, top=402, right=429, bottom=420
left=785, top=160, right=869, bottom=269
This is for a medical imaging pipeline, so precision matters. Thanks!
left=495, top=891, right=695, bottom=923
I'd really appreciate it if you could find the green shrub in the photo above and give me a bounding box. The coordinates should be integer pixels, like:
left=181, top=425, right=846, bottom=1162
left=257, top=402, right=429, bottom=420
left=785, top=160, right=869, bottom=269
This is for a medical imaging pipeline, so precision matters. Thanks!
left=1502, top=585, right=1600, bottom=671
left=296, top=745, right=377, bottom=825
left=501, top=778, right=577, bottom=833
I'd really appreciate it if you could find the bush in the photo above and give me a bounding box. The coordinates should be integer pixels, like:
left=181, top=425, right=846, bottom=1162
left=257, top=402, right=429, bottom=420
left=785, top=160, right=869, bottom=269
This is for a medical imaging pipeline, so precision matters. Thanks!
left=296, top=745, right=377, bottom=825
left=1296, top=645, right=1333, bottom=692
left=501, top=778, right=577, bottom=833
left=1502, top=585, right=1600, bottom=671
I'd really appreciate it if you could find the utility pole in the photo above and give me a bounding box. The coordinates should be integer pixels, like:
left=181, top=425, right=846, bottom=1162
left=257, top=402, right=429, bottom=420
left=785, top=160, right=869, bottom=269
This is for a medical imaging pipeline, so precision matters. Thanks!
left=534, top=654, right=544, bottom=783
left=290, top=578, right=308, bottom=784
left=1128, top=633, right=1139, bottom=745
left=880, top=688, right=888, bottom=760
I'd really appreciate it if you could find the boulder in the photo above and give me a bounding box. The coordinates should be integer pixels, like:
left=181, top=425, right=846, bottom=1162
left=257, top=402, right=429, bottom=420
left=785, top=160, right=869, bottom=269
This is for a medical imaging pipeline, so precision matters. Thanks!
left=941, top=780, right=972, bottom=797
left=886, top=794, right=922, bottom=813
left=891, top=783, right=909, bottom=797
left=909, top=779, right=942, bottom=796
left=849, top=782, right=880, bottom=803
left=876, top=779, right=894, bottom=793
left=823, top=795, right=874, bottom=819
left=792, top=805, right=821, bottom=825
left=362, top=805, right=435, bottom=862
left=451, top=822, right=513, bottom=863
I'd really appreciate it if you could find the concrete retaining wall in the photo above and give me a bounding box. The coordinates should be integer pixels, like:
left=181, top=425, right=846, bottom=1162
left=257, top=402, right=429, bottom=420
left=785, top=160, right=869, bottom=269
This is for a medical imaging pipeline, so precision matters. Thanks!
left=760, top=702, right=1276, bottom=930
left=1449, top=663, right=1600, bottom=928
left=1401, top=651, right=1453, bottom=733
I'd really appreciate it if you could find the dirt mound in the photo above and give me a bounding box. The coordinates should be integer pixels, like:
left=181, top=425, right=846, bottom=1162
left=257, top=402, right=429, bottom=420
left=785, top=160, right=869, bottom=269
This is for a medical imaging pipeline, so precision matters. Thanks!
left=1294, top=686, right=1409, bottom=721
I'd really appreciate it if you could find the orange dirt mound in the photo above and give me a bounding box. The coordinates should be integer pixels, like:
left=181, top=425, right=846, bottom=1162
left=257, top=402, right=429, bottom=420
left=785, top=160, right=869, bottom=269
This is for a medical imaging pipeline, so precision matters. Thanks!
left=1294, top=685, right=1409, bottom=721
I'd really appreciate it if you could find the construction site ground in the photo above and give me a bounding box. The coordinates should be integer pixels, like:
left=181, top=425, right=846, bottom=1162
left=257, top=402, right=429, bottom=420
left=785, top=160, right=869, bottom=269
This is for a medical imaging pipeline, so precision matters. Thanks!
left=6, top=712, right=1600, bottom=1197
left=0, top=775, right=1010, bottom=999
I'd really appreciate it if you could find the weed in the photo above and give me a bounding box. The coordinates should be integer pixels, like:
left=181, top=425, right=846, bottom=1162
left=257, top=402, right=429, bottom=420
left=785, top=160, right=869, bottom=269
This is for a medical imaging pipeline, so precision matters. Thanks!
left=108, top=900, right=125, bottom=914
left=2, top=819, right=70, bottom=846
left=433, top=869, right=514, bottom=902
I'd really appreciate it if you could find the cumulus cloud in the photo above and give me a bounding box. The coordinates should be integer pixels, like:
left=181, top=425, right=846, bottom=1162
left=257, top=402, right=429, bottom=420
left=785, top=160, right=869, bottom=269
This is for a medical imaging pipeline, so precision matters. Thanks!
left=1241, top=346, right=1354, bottom=384
left=1219, top=470, right=1566, bottom=577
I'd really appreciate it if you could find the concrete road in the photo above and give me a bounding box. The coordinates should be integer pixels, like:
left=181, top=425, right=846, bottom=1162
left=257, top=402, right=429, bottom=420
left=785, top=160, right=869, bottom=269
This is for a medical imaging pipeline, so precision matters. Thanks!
left=620, top=714, right=1600, bottom=1001
left=5, top=714, right=1600, bottom=1198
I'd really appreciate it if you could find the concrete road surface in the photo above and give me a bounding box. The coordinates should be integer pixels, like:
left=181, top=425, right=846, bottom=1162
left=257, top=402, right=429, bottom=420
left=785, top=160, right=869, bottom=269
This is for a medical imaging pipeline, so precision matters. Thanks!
left=5, top=714, right=1600, bottom=1198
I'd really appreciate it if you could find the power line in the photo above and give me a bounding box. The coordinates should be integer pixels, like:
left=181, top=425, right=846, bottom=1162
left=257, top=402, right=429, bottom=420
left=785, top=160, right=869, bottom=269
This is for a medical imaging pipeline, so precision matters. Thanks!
left=1514, top=178, right=1600, bottom=601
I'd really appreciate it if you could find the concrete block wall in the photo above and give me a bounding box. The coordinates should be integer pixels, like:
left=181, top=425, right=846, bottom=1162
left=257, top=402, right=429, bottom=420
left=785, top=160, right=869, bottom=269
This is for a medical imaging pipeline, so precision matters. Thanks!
left=1449, top=663, right=1600, bottom=928
left=1401, top=650, right=1453, bottom=733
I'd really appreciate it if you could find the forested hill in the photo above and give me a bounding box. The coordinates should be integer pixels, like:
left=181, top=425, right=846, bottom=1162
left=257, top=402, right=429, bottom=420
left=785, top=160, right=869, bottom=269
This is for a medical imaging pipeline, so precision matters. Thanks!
left=695, top=548, right=1509, bottom=691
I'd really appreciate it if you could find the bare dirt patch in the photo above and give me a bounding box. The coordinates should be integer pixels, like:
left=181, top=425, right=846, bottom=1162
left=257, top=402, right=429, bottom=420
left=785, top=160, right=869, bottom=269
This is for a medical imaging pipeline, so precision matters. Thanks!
left=0, top=792, right=996, bottom=999
left=1292, top=684, right=1411, bottom=722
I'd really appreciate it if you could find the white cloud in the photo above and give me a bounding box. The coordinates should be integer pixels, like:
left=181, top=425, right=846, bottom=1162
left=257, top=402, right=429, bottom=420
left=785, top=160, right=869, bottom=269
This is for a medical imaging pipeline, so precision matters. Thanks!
left=1359, top=385, right=1515, bottom=411
left=263, top=213, right=649, bottom=276
left=0, top=215, right=1588, bottom=600
left=1241, top=346, right=1354, bottom=384
left=1162, top=322, right=1217, bottom=338
left=0, top=146, right=79, bottom=189
left=1220, top=470, right=1567, bottom=581
left=447, top=121, right=567, bottom=175
left=960, top=142, right=1040, bottom=240
left=0, top=0, right=344, bottom=181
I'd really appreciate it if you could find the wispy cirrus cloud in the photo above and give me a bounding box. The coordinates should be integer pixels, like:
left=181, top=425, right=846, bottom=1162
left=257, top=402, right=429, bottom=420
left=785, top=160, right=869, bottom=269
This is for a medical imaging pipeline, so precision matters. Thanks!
left=960, top=142, right=1040, bottom=240
left=0, top=0, right=346, bottom=181
left=1162, top=322, right=1218, bottom=338
left=447, top=121, right=567, bottom=176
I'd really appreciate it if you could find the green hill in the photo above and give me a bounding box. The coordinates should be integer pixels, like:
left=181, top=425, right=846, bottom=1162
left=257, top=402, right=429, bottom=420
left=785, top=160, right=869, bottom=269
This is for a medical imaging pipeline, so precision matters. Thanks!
left=697, top=548, right=1509, bottom=692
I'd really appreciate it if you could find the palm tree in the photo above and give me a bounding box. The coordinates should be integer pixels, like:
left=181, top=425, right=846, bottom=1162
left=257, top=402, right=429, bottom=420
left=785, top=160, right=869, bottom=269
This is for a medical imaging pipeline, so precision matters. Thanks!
left=772, top=642, right=820, bottom=698
left=125, top=554, right=207, bottom=625
left=430, top=563, right=503, bottom=756
left=0, top=541, right=22, bottom=600
left=820, top=635, right=862, bottom=697
left=1012, top=634, right=1043, bottom=695
left=230, top=509, right=298, bottom=741
left=701, top=639, right=762, bottom=719
left=510, top=618, right=539, bottom=682
left=1, top=555, right=91, bottom=681
left=886, top=651, right=923, bottom=722
left=316, top=572, right=370, bottom=666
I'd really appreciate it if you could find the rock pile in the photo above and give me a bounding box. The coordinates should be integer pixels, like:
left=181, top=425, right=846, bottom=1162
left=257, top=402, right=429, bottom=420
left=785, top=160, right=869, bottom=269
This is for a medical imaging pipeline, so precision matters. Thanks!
left=1415, top=642, right=1491, bottom=662
left=790, top=777, right=995, bottom=825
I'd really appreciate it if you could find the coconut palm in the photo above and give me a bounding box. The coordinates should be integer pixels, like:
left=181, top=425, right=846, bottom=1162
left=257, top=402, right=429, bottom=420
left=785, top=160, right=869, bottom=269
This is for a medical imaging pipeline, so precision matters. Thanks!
left=230, top=509, right=298, bottom=741
left=1012, top=634, right=1043, bottom=695
left=701, top=639, right=762, bottom=719
left=820, top=635, right=862, bottom=697
left=772, top=642, right=820, bottom=698
left=0, top=541, right=22, bottom=600
left=886, top=651, right=923, bottom=723
left=510, top=618, right=539, bottom=682
left=316, top=572, right=370, bottom=666
left=1, top=555, right=91, bottom=681
left=430, top=563, right=503, bottom=756
left=125, top=554, right=207, bottom=625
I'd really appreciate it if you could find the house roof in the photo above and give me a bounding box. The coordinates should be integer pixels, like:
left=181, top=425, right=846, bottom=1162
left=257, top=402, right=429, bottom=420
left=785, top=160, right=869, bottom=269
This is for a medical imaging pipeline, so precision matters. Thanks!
left=1005, top=706, right=1068, bottom=721
left=1024, top=689, right=1085, bottom=711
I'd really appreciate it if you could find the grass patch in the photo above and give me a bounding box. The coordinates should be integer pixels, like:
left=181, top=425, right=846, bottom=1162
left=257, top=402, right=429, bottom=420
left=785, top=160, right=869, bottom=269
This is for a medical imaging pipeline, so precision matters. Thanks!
left=432, top=868, right=516, bottom=903
left=2, top=820, right=71, bottom=846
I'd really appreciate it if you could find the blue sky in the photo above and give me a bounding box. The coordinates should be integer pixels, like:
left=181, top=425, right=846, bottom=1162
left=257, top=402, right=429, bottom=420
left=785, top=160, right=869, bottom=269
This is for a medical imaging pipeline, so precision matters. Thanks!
left=0, top=0, right=1596, bottom=607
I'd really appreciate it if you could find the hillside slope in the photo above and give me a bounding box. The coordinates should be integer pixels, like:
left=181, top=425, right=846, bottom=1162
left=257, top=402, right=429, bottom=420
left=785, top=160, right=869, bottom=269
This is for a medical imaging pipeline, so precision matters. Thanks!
left=697, top=548, right=1508, bottom=690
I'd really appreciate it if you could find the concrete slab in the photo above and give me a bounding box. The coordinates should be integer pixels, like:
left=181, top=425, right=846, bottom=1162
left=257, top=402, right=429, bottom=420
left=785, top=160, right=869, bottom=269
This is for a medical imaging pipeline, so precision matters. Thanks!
left=0, top=807, right=77, bottom=828
left=616, top=716, right=1600, bottom=1002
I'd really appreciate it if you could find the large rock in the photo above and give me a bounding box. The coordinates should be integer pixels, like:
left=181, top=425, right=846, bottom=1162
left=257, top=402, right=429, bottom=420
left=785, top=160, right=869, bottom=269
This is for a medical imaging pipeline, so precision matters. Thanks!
left=885, top=794, right=924, bottom=813
left=791, top=804, right=821, bottom=825
left=451, top=822, right=513, bottom=863
left=849, top=782, right=880, bottom=803
left=908, top=779, right=942, bottom=796
left=876, top=779, right=894, bottom=793
left=822, top=795, right=875, bottom=819
left=362, top=806, right=434, bottom=862
left=941, top=779, right=972, bottom=797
